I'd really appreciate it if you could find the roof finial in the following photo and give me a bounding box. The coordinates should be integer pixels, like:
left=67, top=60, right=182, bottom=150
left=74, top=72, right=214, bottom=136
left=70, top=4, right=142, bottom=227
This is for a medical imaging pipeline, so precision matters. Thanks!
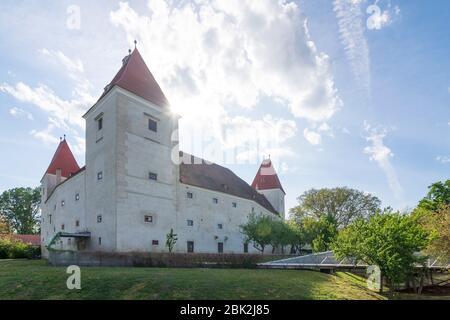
left=60, top=136, right=62, bottom=142
left=128, top=48, right=132, bottom=55
left=63, top=134, right=66, bottom=141
left=134, top=39, right=137, bottom=49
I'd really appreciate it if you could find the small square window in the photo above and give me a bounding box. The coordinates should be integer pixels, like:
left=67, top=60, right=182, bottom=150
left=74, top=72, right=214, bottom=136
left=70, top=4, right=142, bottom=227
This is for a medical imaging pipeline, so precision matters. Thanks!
left=187, top=219, right=194, bottom=227
left=97, top=172, right=103, bottom=180
left=61, top=224, right=65, bottom=231
left=244, top=243, right=249, bottom=253
left=98, top=237, right=102, bottom=245
left=75, top=220, right=80, bottom=227
left=218, top=224, right=223, bottom=230
left=97, top=215, right=102, bottom=223
left=152, top=240, right=159, bottom=246
left=75, top=194, right=80, bottom=201
left=61, top=200, right=65, bottom=207
left=213, top=198, right=218, bottom=204
left=144, top=215, right=153, bottom=223
left=97, top=118, right=103, bottom=131
left=148, top=118, right=157, bottom=132
left=232, top=202, right=237, bottom=208
left=148, top=172, right=157, bottom=181
left=187, top=192, right=193, bottom=199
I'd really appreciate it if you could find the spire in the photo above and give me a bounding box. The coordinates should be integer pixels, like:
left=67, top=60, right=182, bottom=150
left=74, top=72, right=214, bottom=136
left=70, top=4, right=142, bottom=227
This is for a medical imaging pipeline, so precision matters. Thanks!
left=251, top=159, right=285, bottom=194
left=98, top=48, right=169, bottom=107
left=45, top=139, right=80, bottom=178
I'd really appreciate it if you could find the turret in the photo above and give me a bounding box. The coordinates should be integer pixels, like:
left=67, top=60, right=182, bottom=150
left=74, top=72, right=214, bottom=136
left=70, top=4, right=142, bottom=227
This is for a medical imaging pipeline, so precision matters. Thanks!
left=251, top=158, right=286, bottom=218
left=41, top=138, right=80, bottom=201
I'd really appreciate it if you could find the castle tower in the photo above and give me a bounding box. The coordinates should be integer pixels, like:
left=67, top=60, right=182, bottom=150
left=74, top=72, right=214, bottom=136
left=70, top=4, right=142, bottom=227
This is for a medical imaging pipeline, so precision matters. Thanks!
left=82, top=47, right=180, bottom=252
left=41, top=138, right=80, bottom=201
left=251, top=159, right=285, bottom=219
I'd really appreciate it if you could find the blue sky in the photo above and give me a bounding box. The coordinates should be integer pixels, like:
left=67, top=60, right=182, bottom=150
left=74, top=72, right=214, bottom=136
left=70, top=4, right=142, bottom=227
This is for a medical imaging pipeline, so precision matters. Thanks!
left=0, top=0, right=448, bottom=214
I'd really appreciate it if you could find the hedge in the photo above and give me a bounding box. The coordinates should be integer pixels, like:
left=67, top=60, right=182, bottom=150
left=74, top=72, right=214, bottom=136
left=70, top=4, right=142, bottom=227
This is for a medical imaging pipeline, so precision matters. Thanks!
left=0, top=237, right=41, bottom=259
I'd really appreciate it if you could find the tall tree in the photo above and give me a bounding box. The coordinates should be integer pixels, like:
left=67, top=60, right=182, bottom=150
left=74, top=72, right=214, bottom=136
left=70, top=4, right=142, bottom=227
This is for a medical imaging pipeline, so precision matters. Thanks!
left=418, top=180, right=450, bottom=211
left=290, top=187, right=381, bottom=229
left=332, top=210, right=430, bottom=295
left=0, top=187, right=41, bottom=234
left=0, top=216, right=9, bottom=234
left=240, top=214, right=274, bottom=253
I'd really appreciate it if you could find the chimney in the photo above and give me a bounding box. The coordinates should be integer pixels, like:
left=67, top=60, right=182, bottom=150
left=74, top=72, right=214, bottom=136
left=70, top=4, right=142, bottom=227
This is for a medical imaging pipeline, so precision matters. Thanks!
left=56, top=168, right=62, bottom=185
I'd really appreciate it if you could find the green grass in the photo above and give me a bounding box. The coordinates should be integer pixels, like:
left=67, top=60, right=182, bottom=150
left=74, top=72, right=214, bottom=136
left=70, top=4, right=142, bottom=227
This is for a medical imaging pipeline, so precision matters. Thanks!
left=0, top=259, right=396, bottom=300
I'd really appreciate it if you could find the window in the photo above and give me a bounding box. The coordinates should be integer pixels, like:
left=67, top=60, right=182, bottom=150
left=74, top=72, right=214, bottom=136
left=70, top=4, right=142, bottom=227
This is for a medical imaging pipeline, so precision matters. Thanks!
left=148, top=118, right=157, bottom=132
left=218, top=242, right=224, bottom=253
left=187, top=241, right=194, bottom=253
left=218, top=224, right=223, bottom=230
left=61, top=200, right=65, bottom=207
left=61, top=224, right=65, bottom=231
left=187, top=219, right=194, bottom=227
left=97, top=215, right=102, bottom=223
left=148, top=172, right=157, bottom=181
left=97, top=117, right=103, bottom=131
left=251, top=207, right=255, bottom=214
left=213, top=198, right=218, bottom=204
left=244, top=243, right=249, bottom=253
left=97, top=171, right=103, bottom=180
left=232, top=202, right=237, bottom=208
left=187, top=192, right=193, bottom=199
left=68, top=238, right=72, bottom=245
left=98, top=237, right=102, bottom=245
left=49, top=215, right=52, bottom=224
left=75, top=220, right=80, bottom=227
left=54, top=204, right=56, bottom=211
left=152, top=240, right=159, bottom=246
left=75, top=194, right=80, bottom=201
left=144, top=215, right=153, bottom=223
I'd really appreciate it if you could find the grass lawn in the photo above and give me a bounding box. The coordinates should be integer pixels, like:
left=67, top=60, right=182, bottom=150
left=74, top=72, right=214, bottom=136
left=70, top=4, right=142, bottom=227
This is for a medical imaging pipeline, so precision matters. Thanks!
left=0, top=259, right=445, bottom=300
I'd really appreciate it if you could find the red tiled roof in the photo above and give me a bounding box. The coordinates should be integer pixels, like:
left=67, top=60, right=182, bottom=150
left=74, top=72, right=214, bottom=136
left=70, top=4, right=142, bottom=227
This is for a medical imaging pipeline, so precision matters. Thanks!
left=179, top=152, right=278, bottom=215
left=251, top=159, right=285, bottom=194
left=45, top=139, right=80, bottom=178
left=11, top=234, right=40, bottom=246
left=98, top=48, right=169, bottom=107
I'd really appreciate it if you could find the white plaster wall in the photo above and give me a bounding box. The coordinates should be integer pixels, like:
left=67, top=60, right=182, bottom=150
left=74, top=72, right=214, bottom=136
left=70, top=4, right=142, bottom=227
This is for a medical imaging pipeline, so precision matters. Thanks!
left=258, top=188, right=285, bottom=219
left=40, top=171, right=86, bottom=257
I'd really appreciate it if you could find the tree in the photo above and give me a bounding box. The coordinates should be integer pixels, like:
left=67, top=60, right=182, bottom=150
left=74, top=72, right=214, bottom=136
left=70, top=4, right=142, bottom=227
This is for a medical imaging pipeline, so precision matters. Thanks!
left=240, top=214, right=274, bottom=253
left=285, top=220, right=306, bottom=254
left=0, top=216, right=10, bottom=234
left=0, top=187, right=41, bottom=234
left=290, top=187, right=381, bottom=229
left=413, top=205, right=450, bottom=259
left=166, top=229, right=178, bottom=253
left=332, top=210, right=430, bottom=295
left=302, top=216, right=338, bottom=252
left=418, top=180, right=450, bottom=211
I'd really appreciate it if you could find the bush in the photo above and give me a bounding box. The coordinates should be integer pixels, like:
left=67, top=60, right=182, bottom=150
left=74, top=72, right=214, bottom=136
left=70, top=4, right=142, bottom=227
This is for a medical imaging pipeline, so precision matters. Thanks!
left=0, top=237, right=40, bottom=259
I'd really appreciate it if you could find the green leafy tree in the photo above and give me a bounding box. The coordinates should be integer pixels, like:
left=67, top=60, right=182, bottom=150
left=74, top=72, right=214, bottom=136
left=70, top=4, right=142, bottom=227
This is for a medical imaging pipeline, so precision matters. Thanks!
left=290, top=187, right=381, bottom=229
left=301, top=216, right=338, bottom=252
left=332, top=210, right=430, bottom=295
left=166, top=229, right=178, bottom=253
left=240, top=214, right=274, bottom=253
left=285, top=220, right=306, bottom=254
left=0, top=187, right=41, bottom=234
left=418, top=180, right=450, bottom=211
left=413, top=205, right=450, bottom=259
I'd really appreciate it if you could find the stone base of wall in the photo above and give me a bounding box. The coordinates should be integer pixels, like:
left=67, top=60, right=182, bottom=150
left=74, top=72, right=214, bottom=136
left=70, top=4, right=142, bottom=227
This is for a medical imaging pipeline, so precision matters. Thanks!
left=48, top=250, right=289, bottom=268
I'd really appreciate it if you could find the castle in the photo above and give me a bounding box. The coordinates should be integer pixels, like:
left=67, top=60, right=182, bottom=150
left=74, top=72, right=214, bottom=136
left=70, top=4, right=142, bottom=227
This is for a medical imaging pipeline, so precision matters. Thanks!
left=40, top=48, right=285, bottom=257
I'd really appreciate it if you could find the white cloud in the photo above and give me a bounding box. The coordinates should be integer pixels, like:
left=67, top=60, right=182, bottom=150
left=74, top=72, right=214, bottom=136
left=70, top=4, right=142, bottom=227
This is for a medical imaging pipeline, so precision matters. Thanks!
left=39, top=48, right=84, bottom=75
left=9, top=107, right=33, bottom=120
left=30, top=124, right=60, bottom=146
left=334, top=0, right=371, bottom=96
left=110, top=0, right=342, bottom=124
left=436, top=156, right=450, bottom=164
left=363, top=122, right=403, bottom=201
left=303, top=128, right=322, bottom=145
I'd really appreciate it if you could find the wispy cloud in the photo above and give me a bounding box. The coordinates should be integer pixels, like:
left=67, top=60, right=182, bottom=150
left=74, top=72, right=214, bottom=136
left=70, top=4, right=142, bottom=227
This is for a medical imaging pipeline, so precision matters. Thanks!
left=363, top=122, right=403, bottom=201
left=303, top=128, right=322, bottom=145
left=9, top=107, right=33, bottom=120
left=333, top=0, right=371, bottom=96
left=436, top=155, right=450, bottom=164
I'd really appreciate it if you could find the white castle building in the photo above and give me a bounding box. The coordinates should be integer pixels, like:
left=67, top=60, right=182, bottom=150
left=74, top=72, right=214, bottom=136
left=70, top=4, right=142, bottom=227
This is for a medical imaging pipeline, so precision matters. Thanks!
left=40, top=49, right=285, bottom=257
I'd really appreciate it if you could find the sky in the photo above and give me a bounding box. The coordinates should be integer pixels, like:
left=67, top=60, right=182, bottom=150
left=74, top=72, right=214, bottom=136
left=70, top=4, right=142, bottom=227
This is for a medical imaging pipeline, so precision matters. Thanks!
left=0, top=0, right=448, bottom=214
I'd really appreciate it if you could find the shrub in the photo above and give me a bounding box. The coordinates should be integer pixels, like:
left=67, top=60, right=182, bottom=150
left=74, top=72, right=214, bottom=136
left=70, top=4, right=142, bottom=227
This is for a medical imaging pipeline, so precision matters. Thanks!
left=0, top=237, right=40, bottom=259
